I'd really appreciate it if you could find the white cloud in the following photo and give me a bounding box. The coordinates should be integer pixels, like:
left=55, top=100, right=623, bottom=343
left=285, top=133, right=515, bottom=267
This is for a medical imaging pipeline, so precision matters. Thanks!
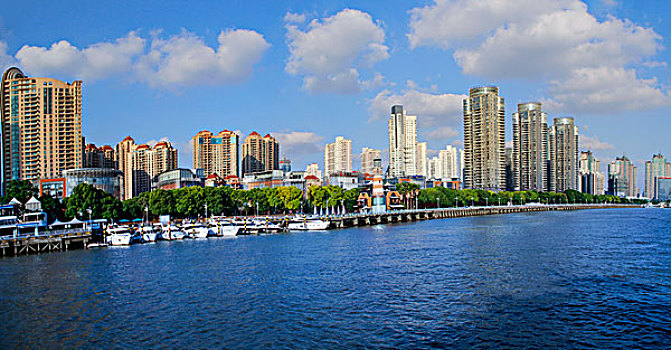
left=0, top=41, right=16, bottom=69
left=452, top=5, right=660, bottom=80
left=546, top=67, right=671, bottom=114
left=369, top=85, right=466, bottom=127
left=284, top=12, right=306, bottom=24
left=408, top=0, right=576, bottom=49
left=15, top=32, right=145, bottom=80
left=285, top=8, right=389, bottom=94
left=426, top=126, right=459, bottom=140
left=408, top=0, right=669, bottom=114
left=135, top=29, right=270, bottom=87
left=273, top=131, right=324, bottom=157
left=580, top=134, right=615, bottom=151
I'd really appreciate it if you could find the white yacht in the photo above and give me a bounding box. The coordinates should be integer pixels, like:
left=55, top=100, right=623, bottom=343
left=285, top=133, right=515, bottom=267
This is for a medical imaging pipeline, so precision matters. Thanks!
left=213, top=219, right=241, bottom=236
left=182, top=223, right=212, bottom=239
left=141, top=225, right=158, bottom=242
left=253, top=219, right=283, bottom=233
left=287, top=217, right=330, bottom=231
left=160, top=225, right=185, bottom=240
left=105, top=227, right=133, bottom=246
left=231, top=218, right=262, bottom=234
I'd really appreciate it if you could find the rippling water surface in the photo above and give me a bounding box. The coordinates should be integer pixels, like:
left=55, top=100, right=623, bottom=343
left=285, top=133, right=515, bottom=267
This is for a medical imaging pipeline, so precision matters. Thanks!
left=1, top=208, right=670, bottom=348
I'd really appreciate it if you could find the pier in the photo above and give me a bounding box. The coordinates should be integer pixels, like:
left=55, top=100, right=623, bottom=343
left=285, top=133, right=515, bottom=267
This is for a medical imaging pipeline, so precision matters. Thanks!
left=0, top=231, right=92, bottom=257
left=328, top=204, right=637, bottom=229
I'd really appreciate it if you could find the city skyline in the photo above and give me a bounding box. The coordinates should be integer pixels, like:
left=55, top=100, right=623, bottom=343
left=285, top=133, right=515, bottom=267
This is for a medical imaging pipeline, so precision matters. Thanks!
left=0, top=0, right=669, bottom=187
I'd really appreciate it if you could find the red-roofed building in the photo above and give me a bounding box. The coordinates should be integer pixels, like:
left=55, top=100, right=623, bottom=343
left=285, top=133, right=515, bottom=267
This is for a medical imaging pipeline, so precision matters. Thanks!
left=193, top=129, right=239, bottom=179
left=241, top=131, right=279, bottom=176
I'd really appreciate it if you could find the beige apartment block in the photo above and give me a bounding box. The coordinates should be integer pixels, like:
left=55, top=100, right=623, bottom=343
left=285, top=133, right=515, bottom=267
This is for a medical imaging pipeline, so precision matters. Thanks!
left=193, top=129, right=239, bottom=178
left=1, top=67, right=83, bottom=182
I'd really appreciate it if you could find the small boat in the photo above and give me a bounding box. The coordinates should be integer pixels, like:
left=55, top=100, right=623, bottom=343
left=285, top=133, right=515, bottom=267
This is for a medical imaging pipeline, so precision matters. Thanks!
left=141, top=225, right=158, bottom=242
left=159, top=225, right=185, bottom=240
left=105, top=227, right=133, bottom=246
left=87, top=242, right=108, bottom=248
left=182, top=223, right=212, bottom=239
left=287, top=217, right=330, bottom=231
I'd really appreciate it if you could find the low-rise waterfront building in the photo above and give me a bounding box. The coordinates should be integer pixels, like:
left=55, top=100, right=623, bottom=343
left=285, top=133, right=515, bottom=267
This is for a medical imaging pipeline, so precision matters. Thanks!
left=325, top=171, right=362, bottom=191
left=63, top=168, right=123, bottom=199
left=155, top=168, right=203, bottom=190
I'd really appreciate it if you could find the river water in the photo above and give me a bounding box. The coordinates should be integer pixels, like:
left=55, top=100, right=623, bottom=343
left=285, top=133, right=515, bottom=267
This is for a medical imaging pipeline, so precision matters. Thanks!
left=0, top=208, right=669, bottom=348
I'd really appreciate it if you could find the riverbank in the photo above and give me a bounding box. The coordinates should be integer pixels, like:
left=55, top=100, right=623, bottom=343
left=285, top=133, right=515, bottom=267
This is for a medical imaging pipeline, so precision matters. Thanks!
left=0, top=204, right=640, bottom=258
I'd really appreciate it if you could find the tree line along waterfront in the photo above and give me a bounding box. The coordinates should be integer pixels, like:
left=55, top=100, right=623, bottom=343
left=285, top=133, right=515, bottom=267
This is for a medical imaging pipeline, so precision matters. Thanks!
left=5, top=180, right=643, bottom=224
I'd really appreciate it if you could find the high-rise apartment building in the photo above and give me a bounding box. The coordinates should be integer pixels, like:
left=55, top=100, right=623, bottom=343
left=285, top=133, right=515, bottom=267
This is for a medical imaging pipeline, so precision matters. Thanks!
left=116, top=136, right=178, bottom=199
left=324, top=136, right=352, bottom=176
left=416, top=142, right=427, bottom=177
left=579, top=151, right=605, bottom=195
left=463, top=86, right=505, bottom=190
left=1, top=67, right=83, bottom=183
left=388, top=105, right=418, bottom=178
left=241, top=132, right=279, bottom=176
left=192, top=130, right=239, bottom=178
left=360, top=147, right=381, bottom=175
left=548, top=117, right=579, bottom=192
left=608, top=155, right=637, bottom=198
left=644, top=153, right=671, bottom=199
left=504, top=147, right=514, bottom=191
left=512, top=102, right=548, bottom=191
left=427, top=157, right=440, bottom=180
left=439, top=145, right=459, bottom=179
left=132, top=141, right=178, bottom=196
left=84, top=144, right=116, bottom=169
left=116, top=136, right=136, bottom=200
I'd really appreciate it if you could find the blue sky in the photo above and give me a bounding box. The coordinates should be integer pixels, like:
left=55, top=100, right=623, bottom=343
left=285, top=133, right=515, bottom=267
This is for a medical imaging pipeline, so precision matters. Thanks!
left=1, top=0, right=669, bottom=185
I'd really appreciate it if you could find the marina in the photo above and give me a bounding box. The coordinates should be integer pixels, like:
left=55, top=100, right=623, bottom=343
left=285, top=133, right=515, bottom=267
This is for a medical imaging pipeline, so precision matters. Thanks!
left=0, top=203, right=636, bottom=257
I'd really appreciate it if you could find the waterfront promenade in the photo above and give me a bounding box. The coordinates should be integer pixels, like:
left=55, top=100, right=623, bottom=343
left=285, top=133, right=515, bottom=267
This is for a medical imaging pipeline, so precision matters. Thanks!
left=0, top=203, right=638, bottom=258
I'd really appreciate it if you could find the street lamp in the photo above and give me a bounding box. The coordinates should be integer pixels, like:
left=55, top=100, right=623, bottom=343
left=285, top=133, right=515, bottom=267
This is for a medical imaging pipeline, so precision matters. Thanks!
left=204, top=203, right=208, bottom=221
left=436, top=197, right=439, bottom=209
left=255, top=201, right=259, bottom=216
left=498, top=198, right=501, bottom=206
left=485, top=198, right=488, bottom=207
left=456, top=198, right=459, bottom=208
left=144, top=206, right=148, bottom=226
left=471, top=197, right=474, bottom=207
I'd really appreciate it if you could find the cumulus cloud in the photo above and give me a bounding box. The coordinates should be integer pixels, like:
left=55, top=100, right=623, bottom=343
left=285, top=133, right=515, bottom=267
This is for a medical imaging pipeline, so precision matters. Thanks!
left=136, top=29, right=270, bottom=87
left=426, top=126, right=459, bottom=140
left=580, top=134, right=615, bottom=151
left=15, top=32, right=145, bottom=80
left=408, top=0, right=670, bottom=114
left=546, top=67, right=671, bottom=113
left=273, top=131, right=324, bottom=157
left=369, top=84, right=466, bottom=127
left=285, top=8, right=389, bottom=94
left=7, top=28, right=269, bottom=88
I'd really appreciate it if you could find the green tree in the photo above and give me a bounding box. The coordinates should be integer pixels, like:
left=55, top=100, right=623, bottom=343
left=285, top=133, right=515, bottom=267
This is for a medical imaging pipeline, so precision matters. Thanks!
left=3, top=180, right=39, bottom=204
